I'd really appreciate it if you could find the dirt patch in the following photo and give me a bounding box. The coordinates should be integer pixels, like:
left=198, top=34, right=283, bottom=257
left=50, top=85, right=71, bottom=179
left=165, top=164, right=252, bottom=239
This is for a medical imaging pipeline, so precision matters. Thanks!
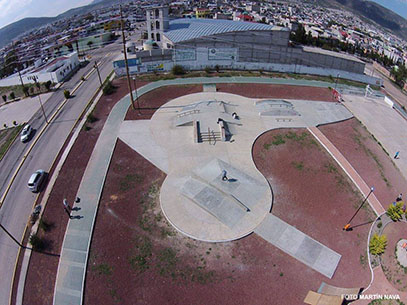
left=22, top=78, right=137, bottom=304
left=125, top=84, right=202, bottom=120
left=380, top=221, right=407, bottom=292
left=319, top=118, right=407, bottom=209
left=216, top=83, right=334, bottom=101
left=253, top=129, right=374, bottom=290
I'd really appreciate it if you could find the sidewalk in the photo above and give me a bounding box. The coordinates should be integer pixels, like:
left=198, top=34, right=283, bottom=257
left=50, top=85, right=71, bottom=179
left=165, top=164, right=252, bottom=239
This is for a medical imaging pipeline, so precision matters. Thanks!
left=308, top=127, right=386, bottom=216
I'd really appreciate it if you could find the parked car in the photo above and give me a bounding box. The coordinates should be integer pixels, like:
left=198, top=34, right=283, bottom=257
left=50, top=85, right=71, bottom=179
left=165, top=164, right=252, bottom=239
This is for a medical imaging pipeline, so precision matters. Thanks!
left=27, top=170, right=47, bottom=193
left=20, top=124, right=32, bottom=142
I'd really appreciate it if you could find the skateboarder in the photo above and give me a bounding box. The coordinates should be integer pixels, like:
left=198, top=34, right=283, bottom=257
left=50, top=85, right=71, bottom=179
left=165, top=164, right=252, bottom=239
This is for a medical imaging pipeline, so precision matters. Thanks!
left=221, top=170, right=228, bottom=181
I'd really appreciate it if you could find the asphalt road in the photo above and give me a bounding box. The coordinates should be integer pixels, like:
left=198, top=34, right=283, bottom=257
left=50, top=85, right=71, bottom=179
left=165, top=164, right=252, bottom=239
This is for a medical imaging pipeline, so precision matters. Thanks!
left=0, top=40, right=121, bottom=304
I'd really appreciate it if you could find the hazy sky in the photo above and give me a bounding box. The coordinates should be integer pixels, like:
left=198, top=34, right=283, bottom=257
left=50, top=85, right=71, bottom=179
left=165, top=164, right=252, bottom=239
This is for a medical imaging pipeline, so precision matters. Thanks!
left=370, top=0, right=407, bottom=19
left=0, top=0, right=93, bottom=29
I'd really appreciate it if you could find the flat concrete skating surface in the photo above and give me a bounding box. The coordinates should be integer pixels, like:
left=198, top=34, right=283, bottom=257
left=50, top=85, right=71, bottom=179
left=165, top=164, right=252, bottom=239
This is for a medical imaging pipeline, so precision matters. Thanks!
left=255, top=214, right=341, bottom=279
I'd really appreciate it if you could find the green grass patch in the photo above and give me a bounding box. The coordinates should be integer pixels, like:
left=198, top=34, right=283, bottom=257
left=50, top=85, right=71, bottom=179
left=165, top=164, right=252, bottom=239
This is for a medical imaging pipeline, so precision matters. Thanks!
left=92, top=263, right=113, bottom=276
left=291, top=161, right=304, bottom=171
left=0, top=125, right=23, bottom=160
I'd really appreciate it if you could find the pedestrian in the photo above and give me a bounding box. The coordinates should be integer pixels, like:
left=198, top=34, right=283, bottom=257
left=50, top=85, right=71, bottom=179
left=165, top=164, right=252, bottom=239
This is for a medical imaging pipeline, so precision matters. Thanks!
left=221, top=170, right=228, bottom=181
left=63, top=198, right=71, bottom=212
left=396, top=193, right=403, bottom=202
left=394, top=151, right=400, bottom=159
left=64, top=207, right=73, bottom=219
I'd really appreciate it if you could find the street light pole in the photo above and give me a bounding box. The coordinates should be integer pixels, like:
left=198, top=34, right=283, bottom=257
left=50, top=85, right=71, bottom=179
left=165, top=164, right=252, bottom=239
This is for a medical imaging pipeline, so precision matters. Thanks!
left=343, top=186, right=375, bottom=231
left=94, top=61, right=103, bottom=88
left=132, top=76, right=141, bottom=113
left=34, top=76, right=48, bottom=123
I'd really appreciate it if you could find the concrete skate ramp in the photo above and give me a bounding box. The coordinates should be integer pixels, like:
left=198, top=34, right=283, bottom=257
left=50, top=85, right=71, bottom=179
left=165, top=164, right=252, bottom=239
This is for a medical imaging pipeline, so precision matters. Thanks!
left=256, top=100, right=300, bottom=117
left=193, top=159, right=268, bottom=210
left=181, top=177, right=247, bottom=228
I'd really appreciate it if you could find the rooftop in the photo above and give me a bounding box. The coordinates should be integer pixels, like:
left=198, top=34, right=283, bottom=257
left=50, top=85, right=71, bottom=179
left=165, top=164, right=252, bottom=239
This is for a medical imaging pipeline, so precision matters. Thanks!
left=164, top=18, right=286, bottom=44
left=303, top=46, right=364, bottom=63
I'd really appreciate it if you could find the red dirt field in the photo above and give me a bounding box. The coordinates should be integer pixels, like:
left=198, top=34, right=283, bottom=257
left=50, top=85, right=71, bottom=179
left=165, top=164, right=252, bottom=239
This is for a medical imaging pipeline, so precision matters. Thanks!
left=217, top=83, right=335, bottom=101
left=319, top=118, right=407, bottom=209
left=381, top=221, right=407, bottom=292
left=125, top=84, right=202, bottom=120
left=22, top=78, right=146, bottom=304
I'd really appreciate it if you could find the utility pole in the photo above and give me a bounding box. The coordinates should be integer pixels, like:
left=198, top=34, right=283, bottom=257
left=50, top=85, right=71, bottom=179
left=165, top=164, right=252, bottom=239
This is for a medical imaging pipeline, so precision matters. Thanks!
left=132, top=76, right=141, bottom=113
left=120, top=5, right=135, bottom=110
left=33, top=76, right=48, bottom=123
left=94, top=61, right=103, bottom=87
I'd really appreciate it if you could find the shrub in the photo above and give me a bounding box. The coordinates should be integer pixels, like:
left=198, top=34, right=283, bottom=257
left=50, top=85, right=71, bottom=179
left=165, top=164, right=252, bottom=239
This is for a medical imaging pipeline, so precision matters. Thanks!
left=87, top=113, right=98, bottom=123
left=3, top=123, right=7, bottom=128
left=45, top=80, right=52, bottom=91
left=102, top=80, right=115, bottom=95
left=29, top=233, right=46, bottom=251
left=29, top=87, right=34, bottom=94
left=13, top=120, right=17, bottom=125
left=9, top=92, right=15, bottom=100
left=204, top=66, right=211, bottom=74
left=386, top=201, right=404, bottom=221
left=64, top=90, right=70, bottom=99
left=39, top=219, right=51, bottom=232
left=23, top=86, right=29, bottom=97
left=2, top=95, right=6, bottom=102
left=377, top=222, right=382, bottom=229
left=369, top=233, right=387, bottom=255
left=171, top=65, right=185, bottom=75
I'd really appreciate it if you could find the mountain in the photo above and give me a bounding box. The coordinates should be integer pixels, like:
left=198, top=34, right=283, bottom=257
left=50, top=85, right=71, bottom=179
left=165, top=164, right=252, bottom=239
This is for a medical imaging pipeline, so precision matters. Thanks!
left=318, top=0, right=407, bottom=40
left=0, top=17, right=56, bottom=48
left=0, top=0, right=128, bottom=48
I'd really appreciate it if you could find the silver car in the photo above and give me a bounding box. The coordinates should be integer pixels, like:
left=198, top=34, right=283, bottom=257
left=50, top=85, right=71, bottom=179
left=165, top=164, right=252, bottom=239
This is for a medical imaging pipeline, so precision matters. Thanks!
left=27, top=170, right=47, bottom=193
left=20, top=124, right=32, bottom=142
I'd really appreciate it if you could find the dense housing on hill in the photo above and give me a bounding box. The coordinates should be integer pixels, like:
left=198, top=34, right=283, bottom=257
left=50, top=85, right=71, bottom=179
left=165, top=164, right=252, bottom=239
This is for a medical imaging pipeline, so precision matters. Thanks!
left=113, top=6, right=381, bottom=86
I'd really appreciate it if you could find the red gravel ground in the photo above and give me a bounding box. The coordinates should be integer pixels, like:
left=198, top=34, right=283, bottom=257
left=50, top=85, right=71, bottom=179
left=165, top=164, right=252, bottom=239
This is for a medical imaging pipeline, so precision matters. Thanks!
left=319, top=118, right=407, bottom=209
left=381, top=221, right=407, bottom=292
left=22, top=78, right=146, bottom=304
left=217, top=83, right=335, bottom=100
left=125, top=84, right=202, bottom=120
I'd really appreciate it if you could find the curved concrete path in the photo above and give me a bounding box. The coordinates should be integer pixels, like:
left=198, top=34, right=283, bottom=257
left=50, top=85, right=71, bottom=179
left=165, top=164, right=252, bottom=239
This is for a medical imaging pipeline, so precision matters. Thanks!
left=51, top=77, right=382, bottom=305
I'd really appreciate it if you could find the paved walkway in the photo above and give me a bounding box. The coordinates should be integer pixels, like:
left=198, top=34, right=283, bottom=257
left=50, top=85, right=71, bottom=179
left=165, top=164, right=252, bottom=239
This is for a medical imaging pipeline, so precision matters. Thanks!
left=51, top=77, right=382, bottom=305
left=254, top=214, right=341, bottom=278
left=308, top=127, right=386, bottom=216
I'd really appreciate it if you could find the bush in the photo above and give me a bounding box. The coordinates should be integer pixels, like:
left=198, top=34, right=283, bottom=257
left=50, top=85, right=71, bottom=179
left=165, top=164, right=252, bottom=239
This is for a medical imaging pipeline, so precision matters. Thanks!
left=2, top=95, right=6, bottom=102
left=45, top=80, right=52, bottom=91
left=369, top=233, right=387, bottom=255
left=64, top=90, right=70, bottom=99
left=87, top=113, right=98, bottom=123
left=29, top=87, right=34, bottom=94
left=102, top=80, right=115, bottom=95
left=9, top=92, right=15, bottom=100
left=13, top=120, right=17, bottom=125
left=386, top=201, right=404, bottom=221
left=171, top=65, right=185, bottom=75
left=29, top=233, right=46, bottom=251
left=23, top=86, right=29, bottom=97
left=204, top=66, right=211, bottom=74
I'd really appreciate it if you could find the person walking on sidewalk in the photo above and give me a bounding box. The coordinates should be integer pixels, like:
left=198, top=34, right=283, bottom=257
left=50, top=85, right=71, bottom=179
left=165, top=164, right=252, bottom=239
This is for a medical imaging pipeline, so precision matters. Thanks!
left=394, top=151, right=400, bottom=159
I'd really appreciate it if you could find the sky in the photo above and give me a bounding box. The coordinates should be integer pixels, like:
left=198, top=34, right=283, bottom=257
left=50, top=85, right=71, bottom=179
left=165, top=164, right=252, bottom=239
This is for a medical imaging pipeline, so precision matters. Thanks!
left=371, top=0, right=407, bottom=20
left=0, top=0, right=93, bottom=29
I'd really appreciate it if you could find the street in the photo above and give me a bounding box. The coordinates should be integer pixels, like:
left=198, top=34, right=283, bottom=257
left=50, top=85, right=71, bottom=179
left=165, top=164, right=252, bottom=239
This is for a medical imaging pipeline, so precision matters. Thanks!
left=0, top=40, right=121, bottom=304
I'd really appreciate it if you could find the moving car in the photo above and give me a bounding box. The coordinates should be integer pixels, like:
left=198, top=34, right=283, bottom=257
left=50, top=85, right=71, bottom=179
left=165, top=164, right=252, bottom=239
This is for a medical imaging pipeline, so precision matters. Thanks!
left=20, top=124, right=32, bottom=142
left=27, top=170, right=47, bottom=193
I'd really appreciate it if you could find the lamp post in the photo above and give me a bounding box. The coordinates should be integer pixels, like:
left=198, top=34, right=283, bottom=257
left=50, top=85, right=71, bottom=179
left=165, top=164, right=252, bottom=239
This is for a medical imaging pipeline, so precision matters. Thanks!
left=33, top=76, right=48, bottom=123
left=132, top=76, right=141, bottom=113
left=343, top=186, right=374, bottom=231
left=94, top=61, right=102, bottom=88
left=334, top=73, right=340, bottom=91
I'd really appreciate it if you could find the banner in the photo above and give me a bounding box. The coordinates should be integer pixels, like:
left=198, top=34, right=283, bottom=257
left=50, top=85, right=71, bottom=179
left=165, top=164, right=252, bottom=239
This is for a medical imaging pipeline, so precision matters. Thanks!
left=208, top=48, right=237, bottom=61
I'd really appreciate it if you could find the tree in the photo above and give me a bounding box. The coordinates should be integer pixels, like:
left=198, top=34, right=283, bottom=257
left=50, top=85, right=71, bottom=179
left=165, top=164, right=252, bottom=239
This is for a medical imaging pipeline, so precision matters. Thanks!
left=369, top=233, right=387, bottom=256
left=22, top=86, right=29, bottom=97
left=45, top=80, right=52, bottom=91
left=386, top=201, right=404, bottom=221
left=87, top=41, right=94, bottom=49
left=9, top=92, right=15, bottom=100
left=64, top=90, right=70, bottom=99
left=2, top=95, right=6, bottom=102
left=35, top=81, right=41, bottom=93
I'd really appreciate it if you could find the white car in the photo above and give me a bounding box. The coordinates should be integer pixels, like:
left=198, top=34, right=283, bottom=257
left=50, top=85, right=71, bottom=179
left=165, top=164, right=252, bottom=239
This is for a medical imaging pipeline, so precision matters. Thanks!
left=27, top=170, right=47, bottom=193
left=20, top=124, right=32, bottom=142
